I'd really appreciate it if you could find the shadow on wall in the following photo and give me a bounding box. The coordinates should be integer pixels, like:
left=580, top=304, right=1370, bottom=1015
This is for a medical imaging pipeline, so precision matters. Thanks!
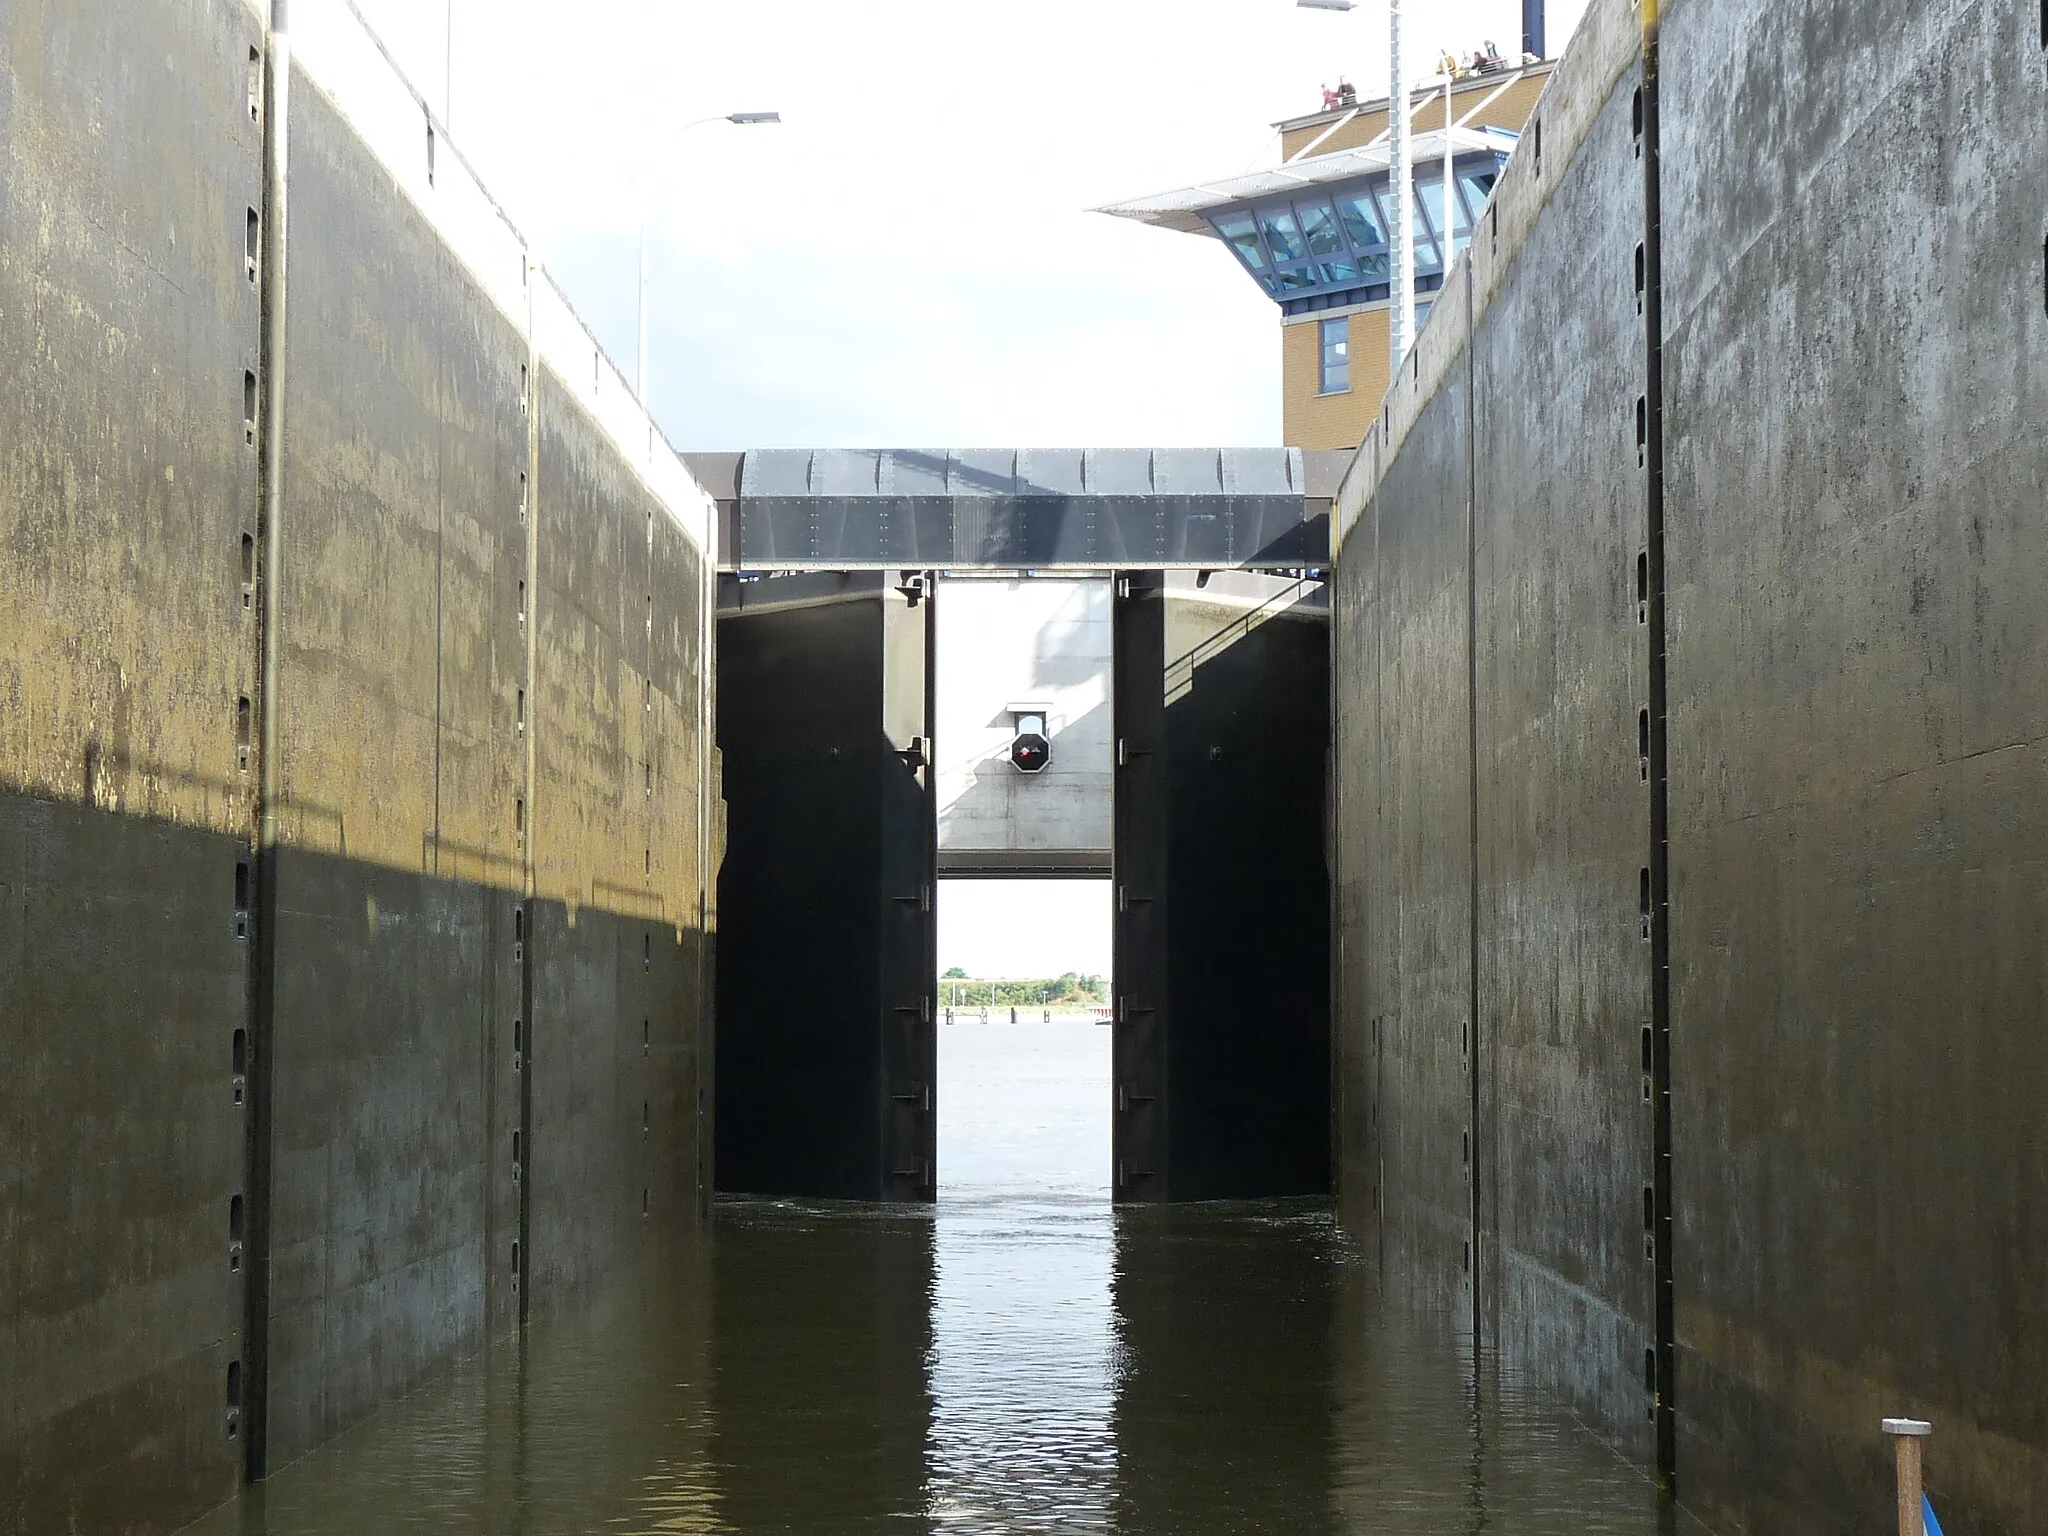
left=1157, top=606, right=1330, bottom=1200
left=938, top=696, right=1113, bottom=856
left=1027, top=585, right=1113, bottom=691
left=1165, top=577, right=1327, bottom=708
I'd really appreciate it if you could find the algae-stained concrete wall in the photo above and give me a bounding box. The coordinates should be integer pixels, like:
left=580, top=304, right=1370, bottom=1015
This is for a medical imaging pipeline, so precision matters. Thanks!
left=1343, top=357, right=1478, bottom=1324
left=0, top=0, right=717, bottom=1528
left=1335, top=0, right=2048, bottom=1523
left=1469, top=66, right=1655, bottom=1456
left=260, top=66, right=527, bottom=1466
left=525, top=364, right=710, bottom=1308
left=1335, top=0, right=1681, bottom=1466
left=0, top=0, right=267, bottom=1527
left=1659, top=0, right=2048, bottom=1526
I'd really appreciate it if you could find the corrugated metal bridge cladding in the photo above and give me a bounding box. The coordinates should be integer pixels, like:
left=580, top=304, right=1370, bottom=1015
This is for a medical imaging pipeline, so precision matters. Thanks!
left=2, top=0, right=2044, bottom=1533
left=718, top=447, right=1331, bottom=570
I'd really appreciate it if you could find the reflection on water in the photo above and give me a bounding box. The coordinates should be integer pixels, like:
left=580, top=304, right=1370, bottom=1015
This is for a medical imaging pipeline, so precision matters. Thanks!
left=929, top=1018, right=1116, bottom=1534
left=183, top=1019, right=1698, bottom=1535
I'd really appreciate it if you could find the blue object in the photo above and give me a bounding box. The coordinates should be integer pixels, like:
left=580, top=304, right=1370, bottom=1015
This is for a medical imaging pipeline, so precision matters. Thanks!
left=1922, top=1493, right=1946, bottom=1536
left=1201, top=152, right=1511, bottom=315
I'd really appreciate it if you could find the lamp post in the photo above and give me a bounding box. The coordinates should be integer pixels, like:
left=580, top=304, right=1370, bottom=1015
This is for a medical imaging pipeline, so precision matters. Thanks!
left=1440, top=63, right=1456, bottom=296
left=632, top=114, right=777, bottom=1154
left=637, top=111, right=782, bottom=413
left=1297, top=0, right=1413, bottom=372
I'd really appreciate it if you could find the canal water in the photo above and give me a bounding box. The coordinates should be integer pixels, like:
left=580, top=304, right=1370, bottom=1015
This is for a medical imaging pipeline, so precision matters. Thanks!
left=184, top=1018, right=1700, bottom=1535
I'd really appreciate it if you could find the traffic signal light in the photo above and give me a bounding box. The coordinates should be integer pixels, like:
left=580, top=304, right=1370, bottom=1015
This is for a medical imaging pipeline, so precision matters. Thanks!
left=1008, top=709, right=1051, bottom=774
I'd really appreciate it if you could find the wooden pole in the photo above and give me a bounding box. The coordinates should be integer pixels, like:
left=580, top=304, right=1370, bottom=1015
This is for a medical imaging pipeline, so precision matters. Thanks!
left=1882, top=1418, right=1932, bottom=1536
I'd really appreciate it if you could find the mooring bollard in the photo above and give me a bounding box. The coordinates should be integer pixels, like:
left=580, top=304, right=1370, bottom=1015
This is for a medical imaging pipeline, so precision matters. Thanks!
left=1881, top=1418, right=1933, bottom=1536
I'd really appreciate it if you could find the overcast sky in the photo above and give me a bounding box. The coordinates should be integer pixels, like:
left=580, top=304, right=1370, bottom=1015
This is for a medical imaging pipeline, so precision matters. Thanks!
left=938, top=881, right=1113, bottom=980
left=344, top=0, right=1587, bottom=452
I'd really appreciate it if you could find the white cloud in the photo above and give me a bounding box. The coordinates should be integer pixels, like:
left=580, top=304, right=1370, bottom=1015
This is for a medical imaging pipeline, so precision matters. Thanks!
left=345, top=0, right=1589, bottom=449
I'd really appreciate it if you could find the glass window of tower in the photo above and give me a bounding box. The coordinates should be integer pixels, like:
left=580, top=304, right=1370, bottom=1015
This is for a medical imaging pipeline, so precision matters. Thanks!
left=1319, top=317, right=1350, bottom=394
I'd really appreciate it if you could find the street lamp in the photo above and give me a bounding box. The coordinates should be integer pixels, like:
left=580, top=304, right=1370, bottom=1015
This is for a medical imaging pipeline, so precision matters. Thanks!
left=637, top=111, right=783, bottom=413
left=1297, top=0, right=1413, bottom=373
left=636, top=109, right=777, bottom=1116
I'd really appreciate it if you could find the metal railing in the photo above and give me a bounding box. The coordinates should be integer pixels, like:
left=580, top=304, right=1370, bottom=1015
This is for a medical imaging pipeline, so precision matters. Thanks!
left=280, top=0, right=713, bottom=552
left=1163, top=577, right=1324, bottom=706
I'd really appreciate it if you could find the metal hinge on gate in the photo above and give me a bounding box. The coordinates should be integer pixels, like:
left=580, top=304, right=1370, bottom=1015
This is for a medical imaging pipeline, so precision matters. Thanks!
left=1117, top=738, right=1150, bottom=767
left=1117, top=885, right=1152, bottom=913
left=1116, top=997, right=1155, bottom=1022
left=892, top=1085, right=933, bottom=1111
left=893, top=885, right=932, bottom=912
left=1116, top=1087, right=1157, bottom=1111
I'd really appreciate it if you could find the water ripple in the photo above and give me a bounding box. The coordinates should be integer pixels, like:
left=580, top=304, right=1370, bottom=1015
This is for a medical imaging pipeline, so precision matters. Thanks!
left=180, top=1019, right=1702, bottom=1536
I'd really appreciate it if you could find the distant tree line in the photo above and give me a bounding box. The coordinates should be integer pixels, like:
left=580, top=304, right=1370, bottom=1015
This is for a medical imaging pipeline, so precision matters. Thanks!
left=938, top=969, right=1106, bottom=1007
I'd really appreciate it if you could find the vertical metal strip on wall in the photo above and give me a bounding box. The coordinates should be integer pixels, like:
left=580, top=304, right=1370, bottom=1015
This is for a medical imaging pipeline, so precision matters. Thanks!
left=880, top=573, right=938, bottom=1202
left=242, top=0, right=293, bottom=1483
left=1327, top=562, right=1342, bottom=1211
left=921, top=573, right=939, bottom=1187
left=1111, top=572, right=1168, bottom=1202
left=696, top=455, right=716, bottom=1219
left=517, top=265, right=541, bottom=1326
left=1640, top=0, right=1679, bottom=1490
left=1463, top=259, right=1485, bottom=1362
left=1371, top=447, right=1386, bottom=1273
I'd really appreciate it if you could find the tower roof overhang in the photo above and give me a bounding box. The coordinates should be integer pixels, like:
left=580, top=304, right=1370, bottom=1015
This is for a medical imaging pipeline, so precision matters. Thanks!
left=1093, top=126, right=1517, bottom=239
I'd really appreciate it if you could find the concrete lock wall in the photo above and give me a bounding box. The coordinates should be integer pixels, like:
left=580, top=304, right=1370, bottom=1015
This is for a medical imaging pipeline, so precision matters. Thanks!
left=0, top=0, right=719, bottom=1530
left=1334, top=0, right=2048, bottom=1527
left=934, top=575, right=1112, bottom=875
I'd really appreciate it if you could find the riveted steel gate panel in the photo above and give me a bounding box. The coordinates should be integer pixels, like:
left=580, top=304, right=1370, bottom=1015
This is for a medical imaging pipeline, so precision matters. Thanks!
left=1112, top=571, right=1331, bottom=1203
left=879, top=575, right=940, bottom=1199
left=715, top=572, right=937, bottom=1201
left=1112, top=573, right=1170, bottom=1200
